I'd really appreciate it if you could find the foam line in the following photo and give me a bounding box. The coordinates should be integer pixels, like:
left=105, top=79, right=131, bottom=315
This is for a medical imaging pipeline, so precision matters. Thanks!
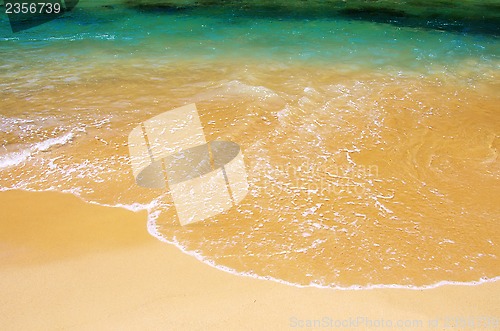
left=145, top=210, right=500, bottom=291
left=1, top=186, right=498, bottom=291
left=0, top=132, right=75, bottom=169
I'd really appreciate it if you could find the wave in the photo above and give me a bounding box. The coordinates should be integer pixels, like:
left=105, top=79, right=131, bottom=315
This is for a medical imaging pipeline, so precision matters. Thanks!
left=145, top=210, right=500, bottom=291
left=192, top=80, right=280, bottom=102
left=0, top=132, right=75, bottom=170
left=1, top=182, right=498, bottom=291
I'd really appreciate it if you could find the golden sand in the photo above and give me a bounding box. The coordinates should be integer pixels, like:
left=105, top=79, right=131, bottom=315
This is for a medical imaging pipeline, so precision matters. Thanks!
left=0, top=190, right=499, bottom=330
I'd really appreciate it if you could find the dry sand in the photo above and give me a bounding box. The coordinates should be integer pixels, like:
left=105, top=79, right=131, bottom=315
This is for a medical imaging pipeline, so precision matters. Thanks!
left=0, top=190, right=498, bottom=330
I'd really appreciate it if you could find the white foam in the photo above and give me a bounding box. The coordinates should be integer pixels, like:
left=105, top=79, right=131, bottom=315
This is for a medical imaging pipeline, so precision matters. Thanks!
left=193, top=80, right=280, bottom=101
left=0, top=132, right=75, bottom=170
left=1, top=185, right=498, bottom=291
left=145, top=211, right=500, bottom=291
left=35, top=132, right=75, bottom=152
left=0, top=149, right=31, bottom=169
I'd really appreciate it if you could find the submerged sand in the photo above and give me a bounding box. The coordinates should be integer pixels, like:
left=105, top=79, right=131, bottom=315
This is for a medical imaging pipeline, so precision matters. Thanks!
left=0, top=190, right=498, bottom=330
left=2, top=64, right=499, bottom=287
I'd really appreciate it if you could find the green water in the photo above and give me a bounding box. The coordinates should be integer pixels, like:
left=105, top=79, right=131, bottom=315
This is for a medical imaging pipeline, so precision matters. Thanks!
left=0, top=0, right=498, bottom=76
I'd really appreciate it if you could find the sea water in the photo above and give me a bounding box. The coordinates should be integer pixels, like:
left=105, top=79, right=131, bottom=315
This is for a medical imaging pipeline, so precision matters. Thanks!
left=0, top=0, right=499, bottom=288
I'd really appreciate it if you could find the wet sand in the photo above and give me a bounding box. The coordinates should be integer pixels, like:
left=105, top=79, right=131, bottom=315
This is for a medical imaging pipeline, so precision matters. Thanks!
left=1, top=190, right=498, bottom=330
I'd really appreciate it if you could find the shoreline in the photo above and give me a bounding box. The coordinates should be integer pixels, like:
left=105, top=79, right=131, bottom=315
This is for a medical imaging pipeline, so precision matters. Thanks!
left=1, top=189, right=498, bottom=330
left=151, top=221, right=500, bottom=292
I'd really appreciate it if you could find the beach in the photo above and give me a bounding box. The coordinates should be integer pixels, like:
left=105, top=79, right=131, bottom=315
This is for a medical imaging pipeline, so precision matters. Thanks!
left=1, top=1, right=499, bottom=328
left=1, top=190, right=498, bottom=330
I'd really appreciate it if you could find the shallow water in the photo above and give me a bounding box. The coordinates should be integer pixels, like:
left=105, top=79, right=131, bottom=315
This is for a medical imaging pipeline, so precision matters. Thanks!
left=0, top=0, right=499, bottom=288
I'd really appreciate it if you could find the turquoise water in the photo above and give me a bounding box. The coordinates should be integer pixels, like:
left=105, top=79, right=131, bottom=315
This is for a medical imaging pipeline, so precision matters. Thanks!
left=1, top=0, right=499, bottom=74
